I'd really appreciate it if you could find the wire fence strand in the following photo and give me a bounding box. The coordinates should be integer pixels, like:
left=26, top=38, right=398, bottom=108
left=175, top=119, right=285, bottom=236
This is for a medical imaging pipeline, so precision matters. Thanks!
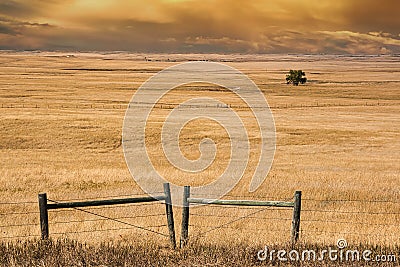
left=303, top=198, right=400, bottom=204
left=51, top=213, right=165, bottom=225
left=302, top=209, right=400, bottom=215
left=0, top=223, right=39, bottom=228
left=189, top=224, right=288, bottom=233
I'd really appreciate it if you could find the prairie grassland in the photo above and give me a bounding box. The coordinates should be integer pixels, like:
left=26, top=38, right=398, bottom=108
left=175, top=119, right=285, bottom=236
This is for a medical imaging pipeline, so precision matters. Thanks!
left=0, top=52, right=399, bottom=248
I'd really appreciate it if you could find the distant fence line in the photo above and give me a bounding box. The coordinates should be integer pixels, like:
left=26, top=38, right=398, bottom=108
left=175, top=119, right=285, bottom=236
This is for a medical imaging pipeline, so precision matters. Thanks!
left=0, top=191, right=399, bottom=247
left=0, top=101, right=398, bottom=111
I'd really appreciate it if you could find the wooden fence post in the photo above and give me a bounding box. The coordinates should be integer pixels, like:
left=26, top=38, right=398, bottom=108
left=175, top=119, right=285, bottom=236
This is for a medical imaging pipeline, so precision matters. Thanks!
left=163, top=183, right=176, bottom=249
left=180, top=186, right=190, bottom=248
left=38, top=193, right=49, bottom=240
left=291, top=191, right=302, bottom=243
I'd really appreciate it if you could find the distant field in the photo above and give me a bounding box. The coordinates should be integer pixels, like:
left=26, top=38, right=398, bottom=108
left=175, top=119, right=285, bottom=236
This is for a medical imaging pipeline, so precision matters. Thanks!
left=0, top=52, right=399, bottom=247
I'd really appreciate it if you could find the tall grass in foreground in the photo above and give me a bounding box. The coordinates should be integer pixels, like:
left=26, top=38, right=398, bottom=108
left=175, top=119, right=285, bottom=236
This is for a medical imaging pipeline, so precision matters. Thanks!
left=0, top=239, right=398, bottom=266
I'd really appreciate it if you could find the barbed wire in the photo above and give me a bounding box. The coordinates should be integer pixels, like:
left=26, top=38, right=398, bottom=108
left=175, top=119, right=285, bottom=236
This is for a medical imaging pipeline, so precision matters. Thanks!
left=0, top=101, right=397, bottom=111
left=301, top=229, right=398, bottom=239
left=50, top=225, right=167, bottom=237
left=301, top=219, right=399, bottom=227
left=302, top=209, right=400, bottom=215
left=0, top=211, right=39, bottom=216
left=303, top=198, right=400, bottom=204
left=0, top=222, right=39, bottom=228
left=0, top=201, right=37, bottom=205
left=0, top=234, right=41, bottom=240
left=189, top=224, right=288, bottom=233
left=51, top=213, right=165, bottom=225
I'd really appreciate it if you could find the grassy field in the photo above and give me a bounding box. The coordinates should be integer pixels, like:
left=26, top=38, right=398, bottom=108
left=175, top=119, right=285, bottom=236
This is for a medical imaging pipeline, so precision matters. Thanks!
left=0, top=52, right=399, bottom=254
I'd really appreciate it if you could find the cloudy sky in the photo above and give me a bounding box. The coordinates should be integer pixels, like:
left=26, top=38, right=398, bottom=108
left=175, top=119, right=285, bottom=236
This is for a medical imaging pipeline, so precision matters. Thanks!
left=0, top=0, right=399, bottom=54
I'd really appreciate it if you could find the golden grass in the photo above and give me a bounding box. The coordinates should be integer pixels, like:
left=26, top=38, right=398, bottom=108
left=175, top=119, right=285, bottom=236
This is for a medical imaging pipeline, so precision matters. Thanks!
left=0, top=239, right=398, bottom=266
left=0, top=52, right=399, bottom=247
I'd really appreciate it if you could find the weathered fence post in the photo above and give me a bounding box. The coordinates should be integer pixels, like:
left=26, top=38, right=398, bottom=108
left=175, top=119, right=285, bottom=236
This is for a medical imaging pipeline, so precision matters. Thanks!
left=163, top=183, right=176, bottom=249
left=291, top=191, right=302, bottom=243
left=38, top=193, right=49, bottom=240
left=180, top=185, right=190, bottom=248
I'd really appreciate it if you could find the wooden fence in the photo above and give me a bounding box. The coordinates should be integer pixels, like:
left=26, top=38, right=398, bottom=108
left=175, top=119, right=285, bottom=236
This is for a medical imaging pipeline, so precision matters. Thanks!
left=38, top=183, right=176, bottom=248
left=180, top=186, right=302, bottom=248
left=1, top=193, right=395, bottom=244
left=37, top=184, right=302, bottom=249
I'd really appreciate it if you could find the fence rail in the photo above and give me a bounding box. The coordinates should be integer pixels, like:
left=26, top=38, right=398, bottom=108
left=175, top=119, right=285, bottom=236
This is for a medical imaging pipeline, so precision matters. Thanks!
left=186, top=198, right=295, bottom=207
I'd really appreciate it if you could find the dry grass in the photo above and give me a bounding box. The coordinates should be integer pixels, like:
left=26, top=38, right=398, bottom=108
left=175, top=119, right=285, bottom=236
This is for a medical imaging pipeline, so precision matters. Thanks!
left=0, top=52, right=399, bottom=249
left=0, top=239, right=398, bottom=266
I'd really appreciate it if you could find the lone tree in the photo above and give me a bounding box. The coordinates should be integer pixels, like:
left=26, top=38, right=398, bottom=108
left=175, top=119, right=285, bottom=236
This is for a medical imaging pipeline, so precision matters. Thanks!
left=286, top=70, right=307, bottom=86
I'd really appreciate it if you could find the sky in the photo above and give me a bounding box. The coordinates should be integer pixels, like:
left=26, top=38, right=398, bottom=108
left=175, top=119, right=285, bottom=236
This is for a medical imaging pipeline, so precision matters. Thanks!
left=0, top=0, right=399, bottom=54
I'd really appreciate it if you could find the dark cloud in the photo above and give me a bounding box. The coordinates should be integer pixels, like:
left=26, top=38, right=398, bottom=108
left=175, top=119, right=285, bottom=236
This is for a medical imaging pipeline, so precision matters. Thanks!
left=0, top=23, right=18, bottom=35
left=0, top=0, right=59, bottom=18
left=342, top=0, right=400, bottom=34
left=0, top=1, right=36, bottom=17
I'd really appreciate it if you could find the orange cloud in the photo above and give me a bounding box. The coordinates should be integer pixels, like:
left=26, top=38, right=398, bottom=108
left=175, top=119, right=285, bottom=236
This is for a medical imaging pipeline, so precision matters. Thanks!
left=0, top=0, right=399, bottom=53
